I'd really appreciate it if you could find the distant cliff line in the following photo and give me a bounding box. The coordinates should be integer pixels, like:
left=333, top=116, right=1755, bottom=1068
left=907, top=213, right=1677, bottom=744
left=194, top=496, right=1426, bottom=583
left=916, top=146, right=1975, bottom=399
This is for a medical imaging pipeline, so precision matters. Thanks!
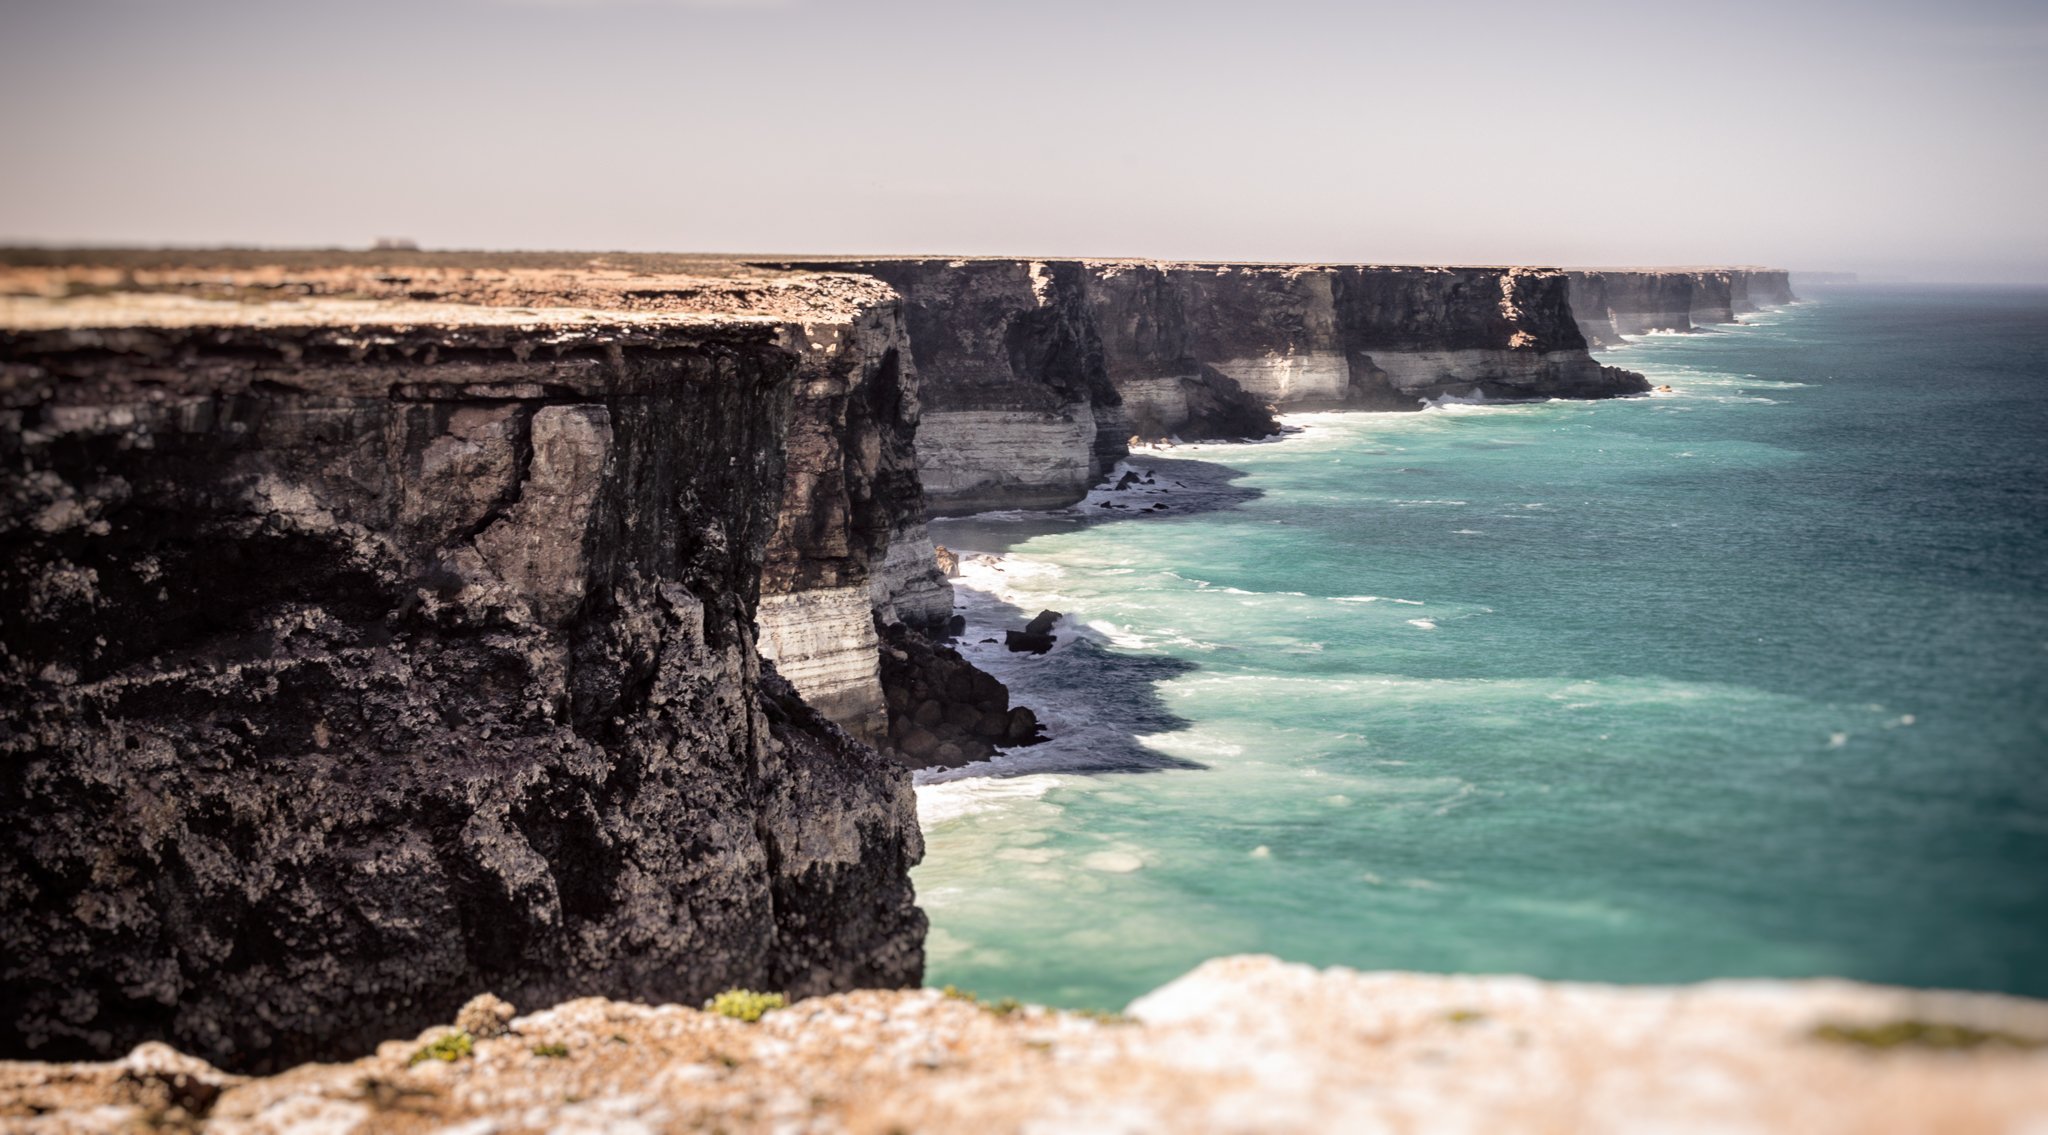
left=771, top=259, right=1794, bottom=516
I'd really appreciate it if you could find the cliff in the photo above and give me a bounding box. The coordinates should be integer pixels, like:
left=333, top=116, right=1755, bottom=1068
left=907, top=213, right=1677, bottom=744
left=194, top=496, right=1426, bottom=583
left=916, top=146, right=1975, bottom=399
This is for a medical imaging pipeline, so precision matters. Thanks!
left=1567, top=267, right=1798, bottom=347
left=780, top=259, right=1648, bottom=513
left=0, top=258, right=929, bottom=1072
left=1090, top=262, right=1642, bottom=413
left=6, top=955, right=2043, bottom=1133
left=787, top=260, right=1130, bottom=518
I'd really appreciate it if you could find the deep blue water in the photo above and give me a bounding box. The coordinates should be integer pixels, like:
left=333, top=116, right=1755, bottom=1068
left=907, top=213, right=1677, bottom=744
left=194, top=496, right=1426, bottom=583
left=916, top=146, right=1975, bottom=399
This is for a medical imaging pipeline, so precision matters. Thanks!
left=912, top=286, right=2048, bottom=1009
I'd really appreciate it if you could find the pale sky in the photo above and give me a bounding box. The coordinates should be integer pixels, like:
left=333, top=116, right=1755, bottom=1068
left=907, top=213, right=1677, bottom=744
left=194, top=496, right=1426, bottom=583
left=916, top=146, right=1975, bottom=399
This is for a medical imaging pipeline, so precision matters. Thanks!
left=4, top=0, right=2045, bottom=281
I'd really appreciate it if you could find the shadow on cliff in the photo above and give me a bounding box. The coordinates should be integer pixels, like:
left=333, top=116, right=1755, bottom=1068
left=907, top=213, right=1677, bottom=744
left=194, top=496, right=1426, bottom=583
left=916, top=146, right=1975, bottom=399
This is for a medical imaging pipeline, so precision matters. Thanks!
left=921, top=455, right=1263, bottom=783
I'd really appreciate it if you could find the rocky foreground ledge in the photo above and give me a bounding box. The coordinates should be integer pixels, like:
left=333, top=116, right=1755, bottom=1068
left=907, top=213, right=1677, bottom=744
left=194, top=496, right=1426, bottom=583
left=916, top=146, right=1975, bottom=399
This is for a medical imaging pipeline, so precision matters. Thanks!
left=6, top=956, right=2045, bottom=1134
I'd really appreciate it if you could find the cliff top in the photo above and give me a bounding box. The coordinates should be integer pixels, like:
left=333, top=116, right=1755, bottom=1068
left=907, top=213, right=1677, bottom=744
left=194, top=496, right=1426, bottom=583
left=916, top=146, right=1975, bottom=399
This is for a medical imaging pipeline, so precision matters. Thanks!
left=3, top=956, right=2042, bottom=1133
left=0, top=249, right=896, bottom=332
left=0, top=249, right=1793, bottom=336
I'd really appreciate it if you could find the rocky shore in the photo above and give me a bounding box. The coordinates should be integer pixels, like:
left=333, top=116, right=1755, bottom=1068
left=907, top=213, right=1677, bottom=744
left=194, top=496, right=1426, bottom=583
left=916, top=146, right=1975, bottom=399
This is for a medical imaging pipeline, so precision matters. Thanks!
left=5, top=955, right=2044, bottom=1134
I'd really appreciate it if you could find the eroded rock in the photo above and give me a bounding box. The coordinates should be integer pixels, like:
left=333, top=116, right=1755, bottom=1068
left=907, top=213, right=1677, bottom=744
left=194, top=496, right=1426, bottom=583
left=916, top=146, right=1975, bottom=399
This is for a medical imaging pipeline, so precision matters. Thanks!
left=0, top=278, right=924, bottom=1073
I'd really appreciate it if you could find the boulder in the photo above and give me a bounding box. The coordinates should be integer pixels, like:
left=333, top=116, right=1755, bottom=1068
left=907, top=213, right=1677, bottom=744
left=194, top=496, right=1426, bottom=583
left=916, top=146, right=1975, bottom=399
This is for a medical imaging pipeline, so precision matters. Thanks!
left=1005, top=629, right=1057, bottom=654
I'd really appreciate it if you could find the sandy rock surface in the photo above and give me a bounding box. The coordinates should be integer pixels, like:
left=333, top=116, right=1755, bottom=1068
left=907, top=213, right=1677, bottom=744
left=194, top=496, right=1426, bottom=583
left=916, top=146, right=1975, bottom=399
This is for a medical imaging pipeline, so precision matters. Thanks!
left=4, top=955, right=2044, bottom=1134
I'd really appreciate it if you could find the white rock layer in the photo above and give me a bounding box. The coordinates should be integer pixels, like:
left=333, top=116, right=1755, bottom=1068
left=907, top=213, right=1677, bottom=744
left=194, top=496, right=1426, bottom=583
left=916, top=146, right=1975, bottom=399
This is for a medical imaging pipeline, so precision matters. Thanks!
left=755, top=585, right=886, bottom=741
left=870, top=522, right=954, bottom=630
left=1208, top=351, right=1352, bottom=403
left=916, top=406, right=1102, bottom=515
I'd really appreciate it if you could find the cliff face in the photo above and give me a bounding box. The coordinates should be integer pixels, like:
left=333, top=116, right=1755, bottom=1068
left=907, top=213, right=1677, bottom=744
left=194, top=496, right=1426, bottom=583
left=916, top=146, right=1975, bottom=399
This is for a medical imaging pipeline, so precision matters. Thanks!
left=1094, top=263, right=1636, bottom=415
left=789, top=260, right=1128, bottom=518
left=1079, top=264, right=1286, bottom=437
left=781, top=260, right=1646, bottom=512
left=1566, top=268, right=1797, bottom=347
left=755, top=301, right=942, bottom=743
left=0, top=278, right=925, bottom=1072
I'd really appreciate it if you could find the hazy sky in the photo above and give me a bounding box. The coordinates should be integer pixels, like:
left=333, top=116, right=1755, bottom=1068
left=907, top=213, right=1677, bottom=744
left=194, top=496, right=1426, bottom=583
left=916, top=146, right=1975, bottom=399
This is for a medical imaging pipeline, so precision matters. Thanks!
left=4, top=0, right=2045, bottom=280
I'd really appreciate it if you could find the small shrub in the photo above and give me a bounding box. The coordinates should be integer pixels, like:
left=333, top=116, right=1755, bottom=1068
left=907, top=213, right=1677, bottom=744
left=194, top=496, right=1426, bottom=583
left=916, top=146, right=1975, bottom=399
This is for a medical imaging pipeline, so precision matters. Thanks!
left=530, top=1042, right=570, bottom=1059
left=707, top=989, right=787, bottom=1022
left=408, top=1031, right=473, bottom=1066
left=937, top=984, right=1031, bottom=1017
left=1445, top=1009, right=1487, bottom=1025
left=1813, top=1019, right=2045, bottom=1051
left=1074, top=1008, right=1133, bottom=1025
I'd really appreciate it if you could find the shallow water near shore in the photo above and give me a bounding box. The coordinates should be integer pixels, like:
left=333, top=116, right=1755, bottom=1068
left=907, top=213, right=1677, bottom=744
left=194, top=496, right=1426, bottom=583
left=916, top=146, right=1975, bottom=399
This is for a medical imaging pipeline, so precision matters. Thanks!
left=913, top=286, right=2048, bottom=1010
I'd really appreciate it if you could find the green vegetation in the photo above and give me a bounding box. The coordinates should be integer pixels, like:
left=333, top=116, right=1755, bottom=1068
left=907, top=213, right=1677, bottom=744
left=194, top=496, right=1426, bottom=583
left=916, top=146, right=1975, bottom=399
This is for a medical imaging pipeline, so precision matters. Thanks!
left=707, top=989, right=787, bottom=1022
left=937, top=986, right=1022, bottom=1017
left=1812, top=1019, right=2045, bottom=1051
left=1073, top=1008, right=1134, bottom=1025
left=530, top=1042, right=570, bottom=1058
left=1445, top=1009, right=1488, bottom=1025
left=408, top=1031, right=474, bottom=1066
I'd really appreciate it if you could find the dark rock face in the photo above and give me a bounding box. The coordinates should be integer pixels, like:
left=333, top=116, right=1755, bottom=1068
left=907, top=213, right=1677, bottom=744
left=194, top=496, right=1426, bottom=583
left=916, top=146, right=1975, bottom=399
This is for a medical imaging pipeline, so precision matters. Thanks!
left=1004, top=609, right=1061, bottom=655
left=0, top=318, right=924, bottom=1072
left=1084, top=262, right=1645, bottom=421
left=761, top=308, right=921, bottom=611
left=755, top=300, right=947, bottom=740
left=877, top=621, right=1041, bottom=770
left=1566, top=269, right=1797, bottom=347
left=1080, top=264, right=1282, bottom=439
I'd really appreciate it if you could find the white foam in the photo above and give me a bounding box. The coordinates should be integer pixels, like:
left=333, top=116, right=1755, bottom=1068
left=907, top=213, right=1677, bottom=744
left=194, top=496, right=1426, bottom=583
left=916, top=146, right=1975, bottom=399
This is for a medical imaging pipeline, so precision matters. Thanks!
left=914, top=774, right=1064, bottom=825
left=1084, top=619, right=1150, bottom=649
left=1081, top=850, right=1145, bottom=874
left=1406, top=618, right=1439, bottom=630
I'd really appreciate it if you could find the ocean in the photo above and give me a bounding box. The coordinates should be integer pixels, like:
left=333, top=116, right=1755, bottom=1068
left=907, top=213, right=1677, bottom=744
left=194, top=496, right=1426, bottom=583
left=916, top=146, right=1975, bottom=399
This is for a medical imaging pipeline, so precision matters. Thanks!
left=912, top=285, right=2048, bottom=1010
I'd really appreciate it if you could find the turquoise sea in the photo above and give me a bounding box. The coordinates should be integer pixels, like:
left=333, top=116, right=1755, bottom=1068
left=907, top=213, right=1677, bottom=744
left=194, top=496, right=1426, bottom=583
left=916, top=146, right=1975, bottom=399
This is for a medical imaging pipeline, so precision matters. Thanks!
left=913, top=286, right=2048, bottom=1009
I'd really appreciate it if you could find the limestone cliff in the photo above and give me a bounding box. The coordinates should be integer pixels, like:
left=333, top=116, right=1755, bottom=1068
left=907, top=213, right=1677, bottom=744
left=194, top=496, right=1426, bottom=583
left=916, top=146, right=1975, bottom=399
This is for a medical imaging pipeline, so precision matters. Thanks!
left=755, top=301, right=931, bottom=743
left=780, top=259, right=1648, bottom=512
left=1566, top=268, right=1797, bottom=346
left=785, top=260, right=1128, bottom=518
left=0, top=261, right=927, bottom=1072
left=1114, top=262, right=1642, bottom=411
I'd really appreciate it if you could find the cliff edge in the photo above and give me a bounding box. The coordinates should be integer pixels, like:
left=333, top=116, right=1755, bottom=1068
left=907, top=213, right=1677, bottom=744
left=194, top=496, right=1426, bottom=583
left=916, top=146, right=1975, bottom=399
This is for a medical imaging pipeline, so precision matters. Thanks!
left=0, top=257, right=931, bottom=1072
left=4, top=955, right=2042, bottom=1134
